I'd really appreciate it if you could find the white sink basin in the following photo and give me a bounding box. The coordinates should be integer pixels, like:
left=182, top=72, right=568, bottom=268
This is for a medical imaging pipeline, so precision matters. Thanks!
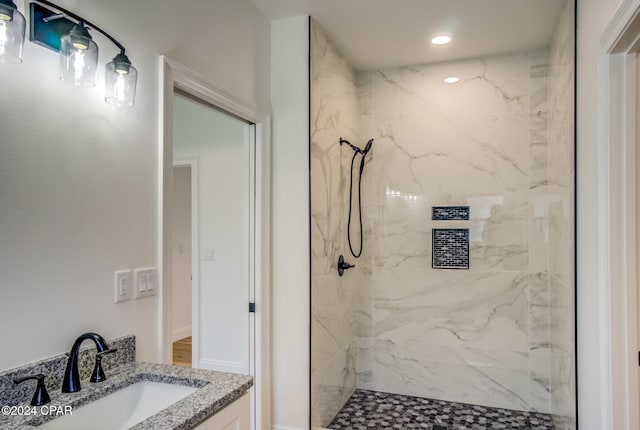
left=38, top=381, right=198, bottom=430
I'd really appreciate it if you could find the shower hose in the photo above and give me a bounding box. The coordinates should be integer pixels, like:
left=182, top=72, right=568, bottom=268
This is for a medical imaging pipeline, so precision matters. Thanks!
left=341, top=138, right=373, bottom=259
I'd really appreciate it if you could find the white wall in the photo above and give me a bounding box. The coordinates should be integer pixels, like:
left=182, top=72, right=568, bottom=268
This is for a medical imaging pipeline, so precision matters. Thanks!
left=0, top=0, right=270, bottom=370
left=173, top=94, right=250, bottom=372
left=270, top=16, right=310, bottom=430
left=172, top=166, right=192, bottom=341
left=576, top=0, right=624, bottom=428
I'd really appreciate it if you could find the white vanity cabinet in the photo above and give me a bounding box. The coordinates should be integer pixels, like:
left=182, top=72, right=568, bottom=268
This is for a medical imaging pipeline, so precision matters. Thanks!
left=194, top=392, right=250, bottom=430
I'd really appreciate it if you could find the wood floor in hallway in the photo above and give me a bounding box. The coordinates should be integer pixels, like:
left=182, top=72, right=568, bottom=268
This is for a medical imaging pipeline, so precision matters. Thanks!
left=173, top=336, right=192, bottom=367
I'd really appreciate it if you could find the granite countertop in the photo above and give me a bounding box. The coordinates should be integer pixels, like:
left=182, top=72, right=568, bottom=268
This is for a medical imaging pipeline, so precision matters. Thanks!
left=1, top=362, right=253, bottom=430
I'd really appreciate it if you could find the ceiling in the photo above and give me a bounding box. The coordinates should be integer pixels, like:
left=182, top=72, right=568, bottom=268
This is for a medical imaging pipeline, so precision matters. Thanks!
left=250, top=0, right=565, bottom=71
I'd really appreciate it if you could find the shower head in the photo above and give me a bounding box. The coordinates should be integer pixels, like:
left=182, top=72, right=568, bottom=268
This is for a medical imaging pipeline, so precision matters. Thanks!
left=340, top=137, right=374, bottom=155
left=363, top=139, right=374, bottom=155
left=340, top=137, right=361, bottom=154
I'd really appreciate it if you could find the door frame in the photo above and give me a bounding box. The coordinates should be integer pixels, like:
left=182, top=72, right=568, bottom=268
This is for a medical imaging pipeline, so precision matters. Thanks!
left=159, top=55, right=271, bottom=430
left=172, top=158, right=199, bottom=367
left=596, top=1, right=640, bottom=428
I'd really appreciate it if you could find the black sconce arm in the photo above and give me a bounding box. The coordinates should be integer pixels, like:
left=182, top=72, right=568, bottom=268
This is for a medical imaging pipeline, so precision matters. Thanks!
left=33, top=0, right=126, bottom=54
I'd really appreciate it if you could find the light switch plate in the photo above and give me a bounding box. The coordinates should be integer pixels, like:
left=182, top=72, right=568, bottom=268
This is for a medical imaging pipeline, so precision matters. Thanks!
left=114, top=270, right=132, bottom=303
left=134, top=267, right=157, bottom=299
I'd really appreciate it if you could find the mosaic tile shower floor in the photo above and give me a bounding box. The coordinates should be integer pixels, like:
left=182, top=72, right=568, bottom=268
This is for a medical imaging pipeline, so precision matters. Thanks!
left=327, top=389, right=555, bottom=430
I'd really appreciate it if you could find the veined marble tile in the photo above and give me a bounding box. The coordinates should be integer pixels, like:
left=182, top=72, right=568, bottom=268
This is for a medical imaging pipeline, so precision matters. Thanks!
left=468, top=194, right=529, bottom=271
left=553, top=414, right=577, bottom=430
left=529, top=272, right=551, bottom=351
left=310, top=25, right=358, bottom=143
left=371, top=340, right=530, bottom=410
left=529, top=48, right=549, bottom=111
left=530, top=347, right=552, bottom=414
left=373, top=53, right=529, bottom=122
left=310, top=19, right=362, bottom=424
left=366, top=196, right=429, bottom=263
left=528, top=49, right=549, bottom=186
left=370, top=112, right=529, bottom=195
left=550, top=350, right=575, bottom=427
left=530, top=192, right=550, bottom=273
left=548, top=4, right=575, bottom=194
left=312, top=267, right=358, bottom=373
left=548, top=191, right=574, bottom=286
left=549, top=276, right=574, bottom=355
left=550, top=278, right=575, bottom=427
left=356, top=336, right=373, bottom=390
left=547, top=120, right=574, bottom=188
left=529, top=272, right=551, bottom=414
left=529, top=109, right=549, bottom=146
left=372, top=271, right=529, bottom=352
left=311, top=208, right=343, bottom=270
left=356, top=262, right=373, bottom=338
left=530, top=138, right=548, bottom=191
left=312, top=340, right=358, bottom=428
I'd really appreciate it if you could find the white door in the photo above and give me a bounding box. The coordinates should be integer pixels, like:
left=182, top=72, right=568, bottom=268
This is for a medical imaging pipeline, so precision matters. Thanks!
left=173, top=92, right=254, bottom=376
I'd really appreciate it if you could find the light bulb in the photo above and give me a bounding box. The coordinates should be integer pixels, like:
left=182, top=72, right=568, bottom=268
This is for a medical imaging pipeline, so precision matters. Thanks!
left=444, top=76, right=460, bottom=84
left=105, top=53, right=137, bottom=107
left=0, top=0, right=24, bottom=64
left=431, top=34, right=452, bottom=45
left=0, top=20, right=7, bottom=57
left=114, top=74, right=126, bottom=102
left=73, top=49, right=85, bottom=80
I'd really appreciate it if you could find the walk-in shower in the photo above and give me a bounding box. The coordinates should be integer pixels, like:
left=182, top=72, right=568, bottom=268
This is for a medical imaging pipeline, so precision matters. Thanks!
left=310, top=1, right=576, bottom=429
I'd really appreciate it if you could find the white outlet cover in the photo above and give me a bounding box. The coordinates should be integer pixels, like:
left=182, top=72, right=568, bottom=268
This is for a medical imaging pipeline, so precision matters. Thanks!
left=203, top=248, right=214, bottom=261
left=114, top=270, right=132, bottom=303
left=134, top=267, right=157, bottom=299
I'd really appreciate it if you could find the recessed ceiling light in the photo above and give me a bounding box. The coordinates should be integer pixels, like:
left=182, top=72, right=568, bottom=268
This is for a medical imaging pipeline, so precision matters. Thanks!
left=444, top=76, right=460, bottom=84
left=431, top=34, right=452, bottom=45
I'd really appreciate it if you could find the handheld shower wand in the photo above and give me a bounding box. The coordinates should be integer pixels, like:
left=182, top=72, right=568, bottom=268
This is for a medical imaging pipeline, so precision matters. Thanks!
left=340, top=137, right=374, bottom=259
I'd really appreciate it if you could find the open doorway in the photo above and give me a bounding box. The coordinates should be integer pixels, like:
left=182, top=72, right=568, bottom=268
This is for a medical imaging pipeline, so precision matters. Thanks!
left=171, top=163, right=193, bottom=367
left=171, top=90, right=253, bottom=375
left=160, top=56, right=271, bottom=430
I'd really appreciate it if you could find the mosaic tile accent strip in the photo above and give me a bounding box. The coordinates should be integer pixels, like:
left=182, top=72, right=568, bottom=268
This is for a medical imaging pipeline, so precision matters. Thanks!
left=0, top=335, right=135, bottom=407
left=328, top=389, right=556, bottom=430
left=432, top=206, right=470, bottom=221
left=432, top=228, right=469, bottom=269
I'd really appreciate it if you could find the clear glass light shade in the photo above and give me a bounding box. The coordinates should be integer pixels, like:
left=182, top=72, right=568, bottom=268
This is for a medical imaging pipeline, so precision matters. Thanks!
left=0, top=4, right=25, bottom=64
left=105, top=60, right=137, bottom=107
left=59, top=33, right=98, bottom=86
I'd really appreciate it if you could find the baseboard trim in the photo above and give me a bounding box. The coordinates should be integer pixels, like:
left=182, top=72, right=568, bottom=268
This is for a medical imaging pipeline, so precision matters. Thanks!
left=199, top=358, right=247, bottom=374
left=172, top=326, right=192, bottom=342
left=272, top=426, right=305, bottom=430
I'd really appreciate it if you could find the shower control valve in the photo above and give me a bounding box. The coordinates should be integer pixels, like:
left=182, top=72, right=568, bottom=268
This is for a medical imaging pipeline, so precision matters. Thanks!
left=338, top=255, right=355, bottom=277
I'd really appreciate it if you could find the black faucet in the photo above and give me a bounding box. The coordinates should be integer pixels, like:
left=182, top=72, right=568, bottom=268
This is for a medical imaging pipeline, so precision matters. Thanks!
left=62, top=332, right=111, bottom=393
left=13, top=374, right=50, bottom=406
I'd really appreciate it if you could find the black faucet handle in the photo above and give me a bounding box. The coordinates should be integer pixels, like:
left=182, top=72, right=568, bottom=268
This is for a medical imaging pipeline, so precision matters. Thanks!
left=98, top=348, right=118, bottom=357
left=90, top=348, right=118, bottom=383
left=14, top=374, right=51, bottom=406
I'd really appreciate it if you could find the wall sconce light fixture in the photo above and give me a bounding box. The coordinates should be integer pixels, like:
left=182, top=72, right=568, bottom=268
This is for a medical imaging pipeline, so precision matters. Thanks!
left=0, top=0, right=26, bottom=64
left=0, top=0, right=137, bottom=107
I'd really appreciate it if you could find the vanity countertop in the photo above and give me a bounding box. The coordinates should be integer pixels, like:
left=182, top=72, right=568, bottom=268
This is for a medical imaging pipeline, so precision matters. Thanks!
left=1, top=362, right=253, bottom=430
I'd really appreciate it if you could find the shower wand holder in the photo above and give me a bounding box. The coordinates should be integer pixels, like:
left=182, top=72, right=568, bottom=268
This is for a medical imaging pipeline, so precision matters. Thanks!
left=338, top=255, right=355, bottom=277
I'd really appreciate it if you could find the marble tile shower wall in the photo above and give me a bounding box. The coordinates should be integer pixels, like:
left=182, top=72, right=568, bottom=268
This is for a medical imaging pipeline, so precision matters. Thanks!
left=547, top=1, right=576, bottom=429
left=356, top=50, right=556, bottom=413
left=310, top=21, right=365, bottom=428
